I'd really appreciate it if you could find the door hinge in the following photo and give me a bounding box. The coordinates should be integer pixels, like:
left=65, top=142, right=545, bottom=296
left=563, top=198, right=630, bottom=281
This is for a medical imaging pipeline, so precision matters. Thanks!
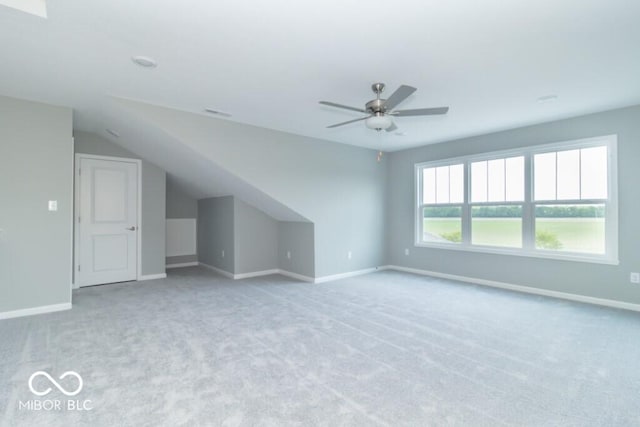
left=78, top=216, right=81, bottom=223
left=78, top=265, right=81, bottom=272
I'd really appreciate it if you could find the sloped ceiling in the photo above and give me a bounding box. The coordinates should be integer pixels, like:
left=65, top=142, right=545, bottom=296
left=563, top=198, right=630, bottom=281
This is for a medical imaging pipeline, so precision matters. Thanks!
left=95, top=98, right=310, bottom=222
left=107, top=96, right=385, bottom=227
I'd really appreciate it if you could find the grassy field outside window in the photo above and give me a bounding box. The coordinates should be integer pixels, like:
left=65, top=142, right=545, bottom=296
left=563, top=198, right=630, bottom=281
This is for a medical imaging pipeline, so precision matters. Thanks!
left=423, top=217, right=605, bottom=254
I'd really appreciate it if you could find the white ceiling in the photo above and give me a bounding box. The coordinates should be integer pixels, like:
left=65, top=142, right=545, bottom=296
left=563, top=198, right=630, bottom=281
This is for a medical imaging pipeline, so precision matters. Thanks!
left=1, top=0, right=639, bottom=151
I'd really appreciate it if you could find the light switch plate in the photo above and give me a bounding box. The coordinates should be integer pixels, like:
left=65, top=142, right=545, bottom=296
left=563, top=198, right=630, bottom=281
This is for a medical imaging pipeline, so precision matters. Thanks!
left=48, top=200, right=58, bottom=211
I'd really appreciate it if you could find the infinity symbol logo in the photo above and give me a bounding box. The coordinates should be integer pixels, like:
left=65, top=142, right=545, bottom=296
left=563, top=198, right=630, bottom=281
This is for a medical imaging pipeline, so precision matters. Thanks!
left=28, top=371, right=83, bottom=396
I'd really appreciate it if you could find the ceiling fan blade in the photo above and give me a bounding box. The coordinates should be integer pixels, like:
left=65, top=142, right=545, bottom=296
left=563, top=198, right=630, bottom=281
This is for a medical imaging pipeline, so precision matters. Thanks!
left=385, top=122, right=398, bottom=132
left=393, top=107, right=449, bottom=116
left=319, top=101, right=366, bottom=113
left=326, top=116, right=369, bottom=128
left=383, top=85, right=417, bottom=111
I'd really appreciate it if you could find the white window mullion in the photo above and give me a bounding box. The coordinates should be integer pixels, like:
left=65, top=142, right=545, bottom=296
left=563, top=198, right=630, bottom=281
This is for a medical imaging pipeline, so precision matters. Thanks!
left=419, top=205, right=425, bottom=244
left=605, top=140, right=618, bottom=261
left=503, top=159, right=507, bottom=201
left=415, top=166, right=423, bottom=245
left=578, top=149, right=583, bottom=199
left=554, top=152, right=558, bottom=200
left=434, top=168, right=438, bottom=202
left=462, top=161, right=471, bottom=245
left=448, top=165, right=451, bottom=200
left=523, top=153, right=535, bottom=250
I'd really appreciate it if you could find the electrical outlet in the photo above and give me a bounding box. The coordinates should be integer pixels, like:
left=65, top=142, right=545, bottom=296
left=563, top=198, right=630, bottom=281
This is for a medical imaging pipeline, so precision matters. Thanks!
left=347, top=251, right=352, bottom=260
left=631, top=272, right=640, bottom=284
left=48, top=200, right=58, bottom=211
left=405, top=248, right=410, bottom=256
left=221, top=249, right=225, bottom=258
left=286, top=251, right=291, bottom=259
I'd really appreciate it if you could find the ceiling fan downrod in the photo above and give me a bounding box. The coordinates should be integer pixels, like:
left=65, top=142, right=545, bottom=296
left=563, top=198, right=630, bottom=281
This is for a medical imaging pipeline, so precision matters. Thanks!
left=366, top=83, right=387, bottom=115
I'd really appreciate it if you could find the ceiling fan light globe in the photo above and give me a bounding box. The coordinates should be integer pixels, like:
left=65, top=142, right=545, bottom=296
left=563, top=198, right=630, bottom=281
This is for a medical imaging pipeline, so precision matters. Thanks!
left=365, top=115, right=393, bottom=130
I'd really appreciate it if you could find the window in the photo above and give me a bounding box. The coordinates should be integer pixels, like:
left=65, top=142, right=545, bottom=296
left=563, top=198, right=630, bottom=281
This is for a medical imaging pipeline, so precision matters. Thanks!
left=415, top=135, right=618, bottom=264
left=533, top=146, right=608, bottom=254
left=420, top=164, right=464, bottom=244
left=470, top=156, right=524, bottom=248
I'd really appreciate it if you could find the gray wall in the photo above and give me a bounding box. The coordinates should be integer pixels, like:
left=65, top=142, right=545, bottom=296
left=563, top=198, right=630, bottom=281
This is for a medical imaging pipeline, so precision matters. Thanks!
left=198, top=196, right=286, bottom=275
left=141, top=165, right=167, bottom=275
left=166, top=176, right=198, bottom=265
left=198, top=196, right=311, bottom=276
left=387, top=105, right=640, bottom=304
left=120, top=101, right=387, bottom=278
left=166, top=177, right=197, bottom=219
left=198, top=196, right=235, bottom=273
left=278, top=222, right=315, bottom=277
left=74, top=132, right=166, bottom=276
left=0, top=95, right=73, bottom=313
left=234, top=198, right=278, bottom=274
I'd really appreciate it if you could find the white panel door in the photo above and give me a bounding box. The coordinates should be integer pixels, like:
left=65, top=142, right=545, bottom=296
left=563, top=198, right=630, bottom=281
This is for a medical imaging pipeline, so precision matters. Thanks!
left=77, top=158, right=138, bottom=287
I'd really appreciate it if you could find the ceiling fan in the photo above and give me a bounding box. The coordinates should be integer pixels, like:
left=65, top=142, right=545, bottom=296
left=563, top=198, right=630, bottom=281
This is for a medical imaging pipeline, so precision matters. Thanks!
left=320, top=83, right=449, bottom=132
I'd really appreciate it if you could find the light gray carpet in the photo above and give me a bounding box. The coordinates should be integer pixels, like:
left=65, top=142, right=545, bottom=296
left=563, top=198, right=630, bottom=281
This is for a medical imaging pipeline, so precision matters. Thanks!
left=1, top=268, right=640, bottom=426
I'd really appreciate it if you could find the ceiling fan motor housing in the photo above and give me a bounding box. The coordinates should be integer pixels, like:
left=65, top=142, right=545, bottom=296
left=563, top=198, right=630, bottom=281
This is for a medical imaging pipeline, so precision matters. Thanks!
left=366, top=99, right=387, bottom=114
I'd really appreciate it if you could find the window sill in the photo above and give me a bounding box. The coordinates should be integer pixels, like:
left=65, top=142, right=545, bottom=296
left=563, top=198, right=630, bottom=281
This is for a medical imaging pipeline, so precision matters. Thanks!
left=413, top=242, right=619, bottom=265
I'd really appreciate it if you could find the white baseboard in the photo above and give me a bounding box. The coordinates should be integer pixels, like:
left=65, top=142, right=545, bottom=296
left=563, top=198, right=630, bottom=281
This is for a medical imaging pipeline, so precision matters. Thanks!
left=0, top=302, right=72, bottom=320
left=166, top=262, right=199, bottom=269
left=313, top=267, right=384, bottom=284
left=138, top=273, right=167, bottom=281
left=235, top=269, right=280, bottom=280
left=199, top=263, right=386, bottom=284
left=199, top=262, right=234, bottom=279
left=200, top=263, right=282, bottom=280
left=386, top=265, right=640, bottom=313
left=278, top=269, right=315, bottom=283
left=279, top=267, right=388, bottom=284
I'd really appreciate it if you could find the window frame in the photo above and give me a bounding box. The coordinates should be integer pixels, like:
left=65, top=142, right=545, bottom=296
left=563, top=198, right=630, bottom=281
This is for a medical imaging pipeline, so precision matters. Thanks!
left=414, top=135, right=618, bottom=265
left=417, top=159, right=466, bottom=246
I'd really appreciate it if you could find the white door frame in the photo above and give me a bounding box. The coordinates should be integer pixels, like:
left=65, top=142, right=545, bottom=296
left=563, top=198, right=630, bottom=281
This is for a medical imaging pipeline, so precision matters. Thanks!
left=73, top=153, right=142, bottom=288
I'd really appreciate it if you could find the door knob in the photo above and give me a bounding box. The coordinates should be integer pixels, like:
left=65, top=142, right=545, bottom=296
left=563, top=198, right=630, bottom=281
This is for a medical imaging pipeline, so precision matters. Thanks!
left=126, top=226, right=136, bottom=231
